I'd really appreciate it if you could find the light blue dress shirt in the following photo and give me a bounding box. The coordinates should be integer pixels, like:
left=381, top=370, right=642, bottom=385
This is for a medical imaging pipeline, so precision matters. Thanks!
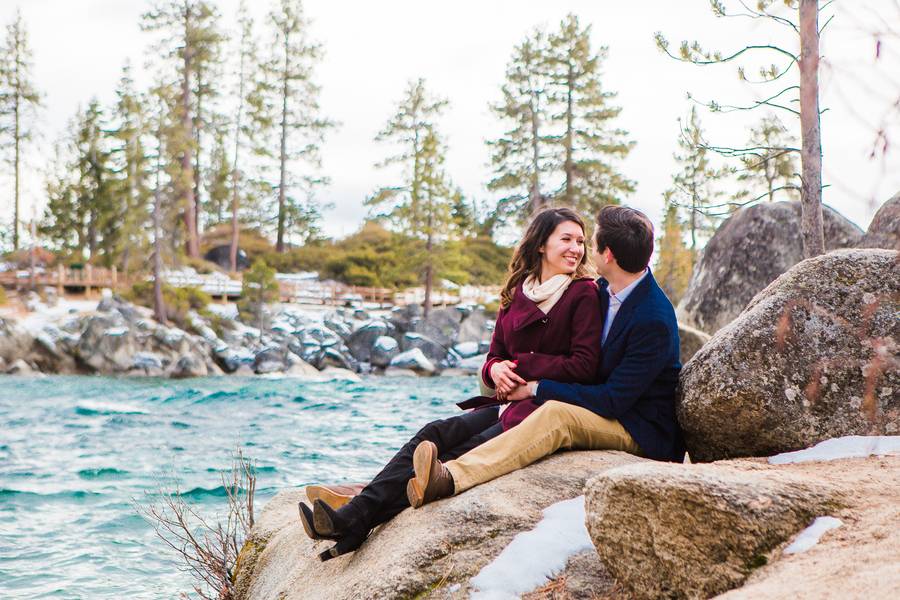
left=601, top=269, right=649, bottom=346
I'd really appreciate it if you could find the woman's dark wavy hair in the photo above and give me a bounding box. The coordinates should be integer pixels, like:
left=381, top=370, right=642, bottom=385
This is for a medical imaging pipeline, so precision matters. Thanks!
left=499, top=207, right=592, bottom=309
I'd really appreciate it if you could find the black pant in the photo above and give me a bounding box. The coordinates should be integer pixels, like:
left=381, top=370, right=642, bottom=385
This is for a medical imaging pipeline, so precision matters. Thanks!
left=340, top=406, right=502, bottom=531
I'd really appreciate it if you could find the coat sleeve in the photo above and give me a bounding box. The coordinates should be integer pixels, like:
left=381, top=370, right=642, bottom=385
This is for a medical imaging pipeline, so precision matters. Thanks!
left=534, top=318, right=671, bottom=420
left=513, top=284, right=603, bottom=383
left=481, top=305, right=511, bottom=389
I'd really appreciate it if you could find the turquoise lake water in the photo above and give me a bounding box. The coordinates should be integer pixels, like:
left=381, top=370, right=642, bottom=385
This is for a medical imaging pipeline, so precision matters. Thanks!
left=0, top=374, right=477, bottom=599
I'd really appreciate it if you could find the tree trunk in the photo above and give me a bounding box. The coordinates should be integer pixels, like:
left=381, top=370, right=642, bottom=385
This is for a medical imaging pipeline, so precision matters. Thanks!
left=275, top=33, right=290, bottom=253
left=529, top=91, right=542, bottom=215
left=13, top=88, right=20, bottom=251
left=798, top=0, right=825, bottom=258
left=181, top=7, right=199, bottom=258
left=153, top=145, right=168, bottom=325
left=423, top=227, right=433, bottom=320
left=230, top=36, right=247, bottom=274
left=193, top=84, right=203, bottom=237
left=563, top=65, right=575, bottom=206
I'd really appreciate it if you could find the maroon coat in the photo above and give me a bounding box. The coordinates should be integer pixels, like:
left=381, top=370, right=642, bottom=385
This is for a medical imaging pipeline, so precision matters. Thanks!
left=482, top=277, right=603, bottom=430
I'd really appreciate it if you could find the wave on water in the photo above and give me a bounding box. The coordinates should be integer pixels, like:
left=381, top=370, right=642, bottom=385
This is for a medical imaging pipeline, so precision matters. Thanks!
left=0, top=488, right=104, bottom=502
left=74, top=401, right=148, bottom=416
left=77, top=468, right=130, bottom=480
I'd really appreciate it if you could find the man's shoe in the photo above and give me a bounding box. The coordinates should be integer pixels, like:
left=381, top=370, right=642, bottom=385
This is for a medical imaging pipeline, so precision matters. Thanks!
left=407, top=440, right=454, bottom=508
left=306, top=483, right=365, bottom=510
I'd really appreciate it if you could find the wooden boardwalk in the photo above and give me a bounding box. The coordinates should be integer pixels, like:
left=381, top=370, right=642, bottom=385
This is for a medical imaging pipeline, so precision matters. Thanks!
left=0, top=265, right=493, bottom=307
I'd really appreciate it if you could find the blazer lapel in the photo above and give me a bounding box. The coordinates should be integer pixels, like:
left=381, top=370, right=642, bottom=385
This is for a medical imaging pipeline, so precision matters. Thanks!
left=602, top=274, right=652, bottom=349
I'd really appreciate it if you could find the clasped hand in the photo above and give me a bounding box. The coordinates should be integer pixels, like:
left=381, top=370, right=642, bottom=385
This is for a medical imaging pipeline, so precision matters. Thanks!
left=490, top=360, right=535, bottom=402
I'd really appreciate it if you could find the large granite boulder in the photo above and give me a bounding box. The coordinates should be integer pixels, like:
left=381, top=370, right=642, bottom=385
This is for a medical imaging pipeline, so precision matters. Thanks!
left=678, top=249, right=900, bottom=462
left=858, top=192, right=900, bottom=250
left=389, top=348, right=436, bottom=375
left=76, top=314, right=140, bottom=372
left=233, top=451, right=643, bottom=600
left=346, top=320, right=390, bottom=363
left=677, top=322, right=709, bottom=366
left=419, top=307, right=465, bottom=347
left=677, top=201, right=863, bottom=333
left=0, top=318, right=33, bottom=364
left=584, top=455, right=900, bottom=600
left=400, top=332, right=448, bottom=363
left=370, top=335, right=399, bottom=368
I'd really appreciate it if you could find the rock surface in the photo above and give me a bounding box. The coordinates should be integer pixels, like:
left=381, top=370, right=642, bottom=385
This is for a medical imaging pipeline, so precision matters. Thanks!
left=857, top=191, right=900, bottom=250
left=584, top=460, right=844, bottom=599
left=677, top=322, right=710, bottom=366
left=233, top=451, right=643, bottom=600
left=585, top=455, right=899, bottom=600
left=679, top=249, right=900, bottom=462
left=677, top=201, right=863, bottom=333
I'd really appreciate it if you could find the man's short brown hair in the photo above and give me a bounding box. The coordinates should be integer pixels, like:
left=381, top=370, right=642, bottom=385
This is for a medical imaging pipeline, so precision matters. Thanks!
left=594, top=205, right=654, bottom=273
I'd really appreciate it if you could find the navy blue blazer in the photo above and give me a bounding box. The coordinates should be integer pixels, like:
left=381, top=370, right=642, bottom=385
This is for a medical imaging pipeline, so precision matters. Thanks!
left=534, top=271, right=686, bottom=462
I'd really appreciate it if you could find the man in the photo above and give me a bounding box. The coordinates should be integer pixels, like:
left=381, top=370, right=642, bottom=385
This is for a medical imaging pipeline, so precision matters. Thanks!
left=406, top=205, right=686, bottom=508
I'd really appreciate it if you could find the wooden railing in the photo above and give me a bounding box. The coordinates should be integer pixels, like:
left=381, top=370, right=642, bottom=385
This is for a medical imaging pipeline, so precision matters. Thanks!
left=0, top=266, right=499, bottom=307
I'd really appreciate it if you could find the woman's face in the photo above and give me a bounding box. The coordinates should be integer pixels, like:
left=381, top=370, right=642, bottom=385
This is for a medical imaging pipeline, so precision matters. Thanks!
left=539, top=220, right=585, bottom=278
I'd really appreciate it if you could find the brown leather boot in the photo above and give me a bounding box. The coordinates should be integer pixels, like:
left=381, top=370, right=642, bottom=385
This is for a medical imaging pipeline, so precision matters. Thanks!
left=305, top=483, right=366, bottom=510
left=407, top=441, right=454, bottom=508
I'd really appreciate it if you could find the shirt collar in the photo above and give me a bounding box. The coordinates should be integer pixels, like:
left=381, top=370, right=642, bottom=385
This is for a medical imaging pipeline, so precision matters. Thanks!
left=607, top=268, right=648, bottom=304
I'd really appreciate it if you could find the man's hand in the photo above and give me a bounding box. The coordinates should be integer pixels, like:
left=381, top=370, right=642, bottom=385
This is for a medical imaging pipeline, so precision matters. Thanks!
left=491, top=360, right=526, bottom=400
left=506, top=381, right=537, bottom=402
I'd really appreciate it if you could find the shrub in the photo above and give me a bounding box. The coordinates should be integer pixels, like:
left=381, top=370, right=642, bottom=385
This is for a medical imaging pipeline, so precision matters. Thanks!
left=125, top=281, right=211, bottom=329
left=0, top=286, right=7, bottom=306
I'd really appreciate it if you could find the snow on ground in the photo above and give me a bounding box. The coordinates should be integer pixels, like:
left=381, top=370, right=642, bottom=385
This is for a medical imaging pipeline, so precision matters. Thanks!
left=4, top=297, right=100, bottom=334
left=469, top=496, right=593, bottom=599
left=783, top=517, right=844, bottom=554
left=768, top=436, right=900, bottom=465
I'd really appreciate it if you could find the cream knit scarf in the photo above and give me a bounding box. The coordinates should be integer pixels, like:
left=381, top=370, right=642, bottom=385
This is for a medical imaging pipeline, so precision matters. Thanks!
left=521, top=273, right=573, bottom=314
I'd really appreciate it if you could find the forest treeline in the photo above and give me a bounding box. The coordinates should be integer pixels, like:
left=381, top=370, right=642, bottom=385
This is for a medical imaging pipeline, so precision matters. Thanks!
left=1, top=0, right=838, bottom=309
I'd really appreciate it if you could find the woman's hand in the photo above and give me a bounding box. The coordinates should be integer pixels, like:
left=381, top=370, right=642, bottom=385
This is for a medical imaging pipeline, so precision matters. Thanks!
left=490, top=360, right=526, bottom=400
left=505, top=382, right=535, bottom=403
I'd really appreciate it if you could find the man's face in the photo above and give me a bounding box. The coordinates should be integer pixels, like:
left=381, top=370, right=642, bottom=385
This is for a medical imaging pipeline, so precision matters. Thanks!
left=592, top=230, right=609, bottom=277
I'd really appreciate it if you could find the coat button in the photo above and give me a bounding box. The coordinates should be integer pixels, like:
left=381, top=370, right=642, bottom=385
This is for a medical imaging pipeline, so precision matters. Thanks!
left=541, top=318, right=548, bottom=324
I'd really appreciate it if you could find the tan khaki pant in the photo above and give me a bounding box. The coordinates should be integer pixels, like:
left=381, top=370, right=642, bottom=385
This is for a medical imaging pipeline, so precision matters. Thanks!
left=446, top=400, right=642, bottom=493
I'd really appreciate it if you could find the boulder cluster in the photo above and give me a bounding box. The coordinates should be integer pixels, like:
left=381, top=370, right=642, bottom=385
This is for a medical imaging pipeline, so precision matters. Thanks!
left=0, top=295, right=494, bottom=379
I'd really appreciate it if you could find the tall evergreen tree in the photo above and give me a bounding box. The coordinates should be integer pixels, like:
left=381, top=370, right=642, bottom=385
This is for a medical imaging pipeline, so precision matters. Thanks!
left=0, top=9, right=40, bottom=251
left=654, top=192, right=694, bottom=304
left=487, top=29, right=554, bottom=223
left=228, top=0, right=263, bottom=272
left=736, top=114, right=800, bottom=204
left=42, top=101, right=117, bottom=262
left=670, top=107, right=731, bottom=252
left=367, top=80, right=463, bottom=317
left=109, top=63, right=153, bottom=272
left=260, top=0, right=334, bottom=252
left=655, top=0, right=832, bottom=258
left=545, top=14, right=635, bottom=214
left=141, top=0, right=223, bottom=258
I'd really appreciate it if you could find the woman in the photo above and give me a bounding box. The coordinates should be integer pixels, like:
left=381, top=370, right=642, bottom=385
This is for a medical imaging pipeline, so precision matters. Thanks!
left=299, top=207, right=604, bottom=560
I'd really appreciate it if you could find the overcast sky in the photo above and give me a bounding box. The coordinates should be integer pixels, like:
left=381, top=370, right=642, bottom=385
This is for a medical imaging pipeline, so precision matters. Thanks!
left=2, top=0, right=898, bottom=241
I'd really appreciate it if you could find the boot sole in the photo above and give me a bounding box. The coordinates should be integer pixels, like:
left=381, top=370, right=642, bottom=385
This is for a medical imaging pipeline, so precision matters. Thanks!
left=298, top=502, right=336, bottom=541
left=408, top=441, right=437, bottom=508
left=306, top=485, right=355, bottom=510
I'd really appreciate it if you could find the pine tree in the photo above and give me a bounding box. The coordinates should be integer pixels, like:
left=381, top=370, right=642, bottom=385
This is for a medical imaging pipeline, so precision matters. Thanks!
left=545, top=14, right=635, bottom=214
left=141, top=0, right=224, bottom=258
left=204, top=123, right=231, bottom=226
left=654, top=192, right=695, bottom=304
left=0, top=9, right=41, bottom=251
left=259, top=0, right=334, bottom=252
left=239, top=258, right=279, bottom=336
left=367, top=79, right=463, bottom=317
left=228, top=0, right=263, bottom=272
left=670, top=107, right=731, bottom=252
left=42, top=101, right=118, bottom=263
left=109, top=63, right=152, bottom=273
left=487, top=29, right=554, bottom=223
left=655, top=0, right=832, bottom=258
left=736, top=114, right=800, bottom=204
